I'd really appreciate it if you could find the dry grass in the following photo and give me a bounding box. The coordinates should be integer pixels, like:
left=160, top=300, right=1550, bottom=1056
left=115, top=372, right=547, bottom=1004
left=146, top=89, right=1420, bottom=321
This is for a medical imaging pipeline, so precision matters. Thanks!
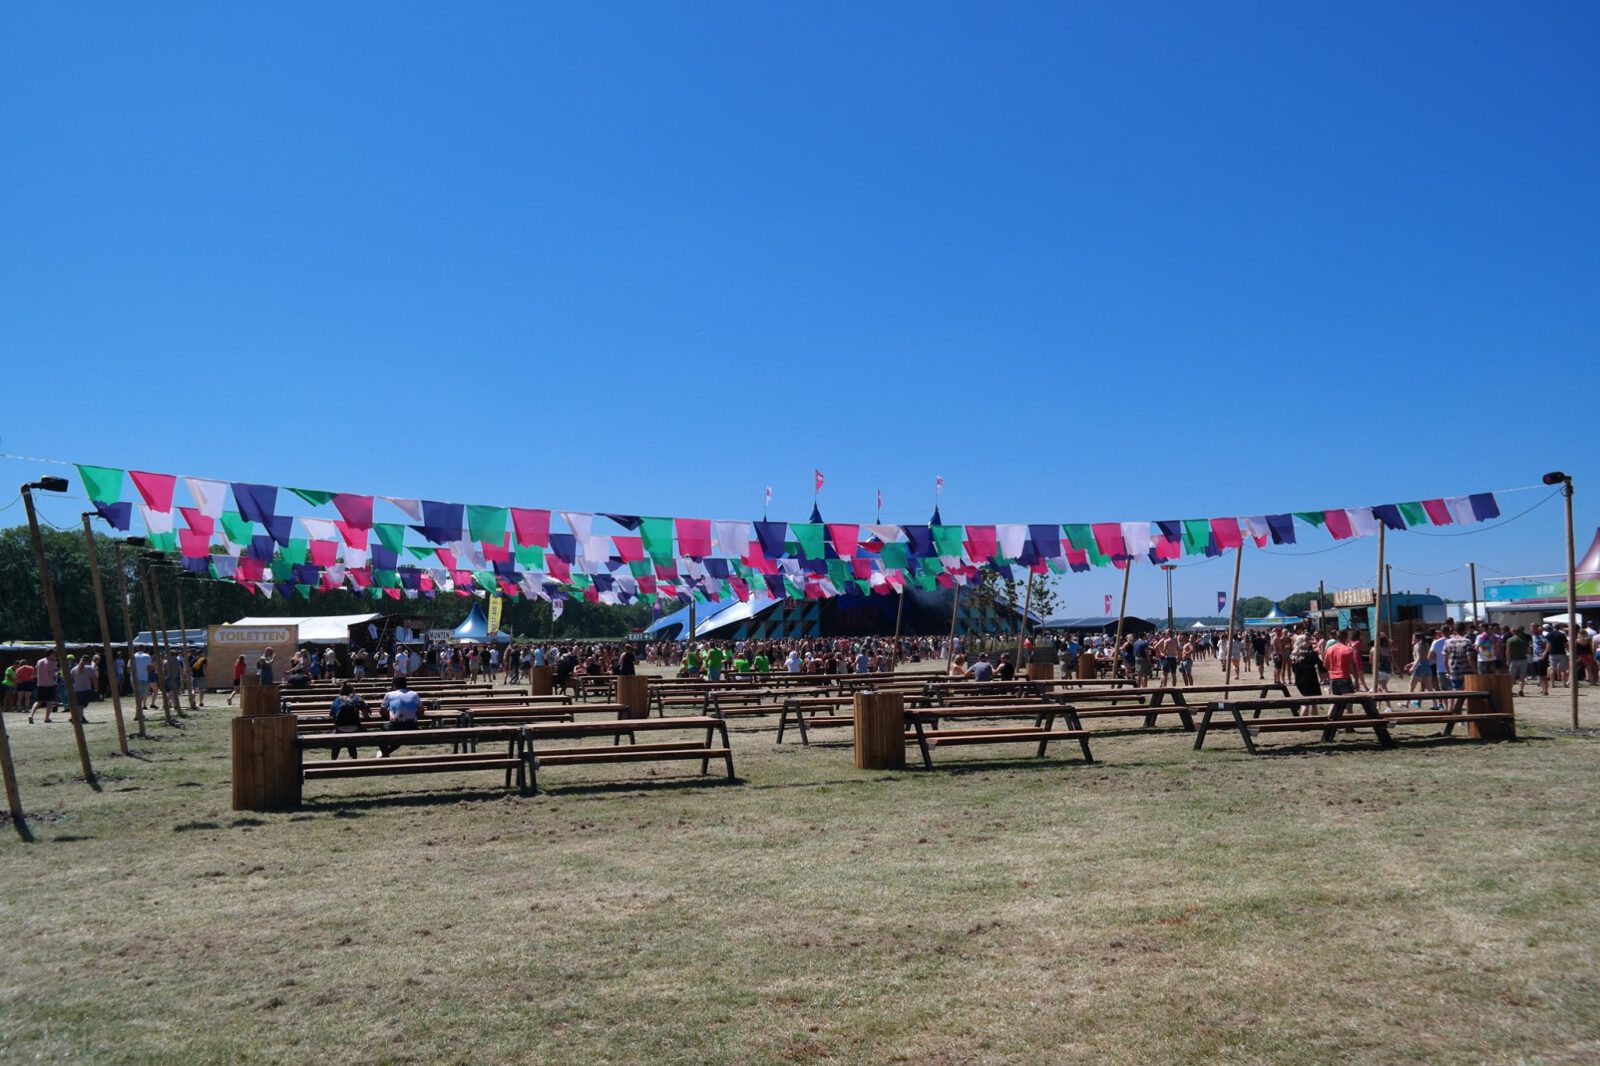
left=3, top=661, right=1599, bottom=1064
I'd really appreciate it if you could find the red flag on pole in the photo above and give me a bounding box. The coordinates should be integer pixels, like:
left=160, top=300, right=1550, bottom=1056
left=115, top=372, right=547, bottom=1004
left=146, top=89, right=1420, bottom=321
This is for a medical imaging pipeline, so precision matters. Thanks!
left=1104, top=594, right=1112, bottom=615
left=814, top=469, right=824, bottom=494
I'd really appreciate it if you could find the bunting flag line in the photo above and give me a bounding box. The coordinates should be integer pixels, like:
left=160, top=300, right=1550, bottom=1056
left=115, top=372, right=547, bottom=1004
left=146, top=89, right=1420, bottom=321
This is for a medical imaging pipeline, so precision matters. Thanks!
left=62, top=458, right=1521, bottom=610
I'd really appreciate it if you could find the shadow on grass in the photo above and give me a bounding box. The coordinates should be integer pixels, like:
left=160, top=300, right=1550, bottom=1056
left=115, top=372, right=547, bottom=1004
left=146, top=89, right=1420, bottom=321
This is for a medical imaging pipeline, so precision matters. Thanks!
left=1242, top=734, right=1533, bottom=758
left=300, top=788, right=526, bottom=814
left=539, top=775, right=744, bottom=799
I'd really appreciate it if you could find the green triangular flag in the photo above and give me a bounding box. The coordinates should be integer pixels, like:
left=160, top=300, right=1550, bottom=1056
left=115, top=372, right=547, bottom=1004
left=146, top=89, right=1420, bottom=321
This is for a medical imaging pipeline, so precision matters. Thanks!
left=467, top=505, right=509, bottom=544
left=373, top=523, right=407, bottom=554
left=792, top=524, right=826, bottom=560
left=1063, top=524, right=1094, bottom=552
left=516, top=544, right=547, bottom=569
left=376, top=569, right=401, bottom=589
left=1398, top=501, right=1428, bottom=527
left=271, top=559, right=294, bottom=581
left=1182, top=519, right=1211, bottom=555
left=290, top=488, right=334, bottom=507
left=77, top=464, right=124, bottom=504
left=931, top=525, right=965, bottom=558
left=640, top=517, right=675, bottom=562
left=474, top=571, right=498, bottom=592
left=295, top=584, right=312, bottom=600
left=220, top=511, right=254, bottom=546
left=1294, top=511, right=1327, bottom=528
left=880, top=542, right=909, bottom=571
left=784, top=577, right=806, bottom=599
left=407, top=545, right=436, bottom=560
left=282, top=539, right=309, bottom=565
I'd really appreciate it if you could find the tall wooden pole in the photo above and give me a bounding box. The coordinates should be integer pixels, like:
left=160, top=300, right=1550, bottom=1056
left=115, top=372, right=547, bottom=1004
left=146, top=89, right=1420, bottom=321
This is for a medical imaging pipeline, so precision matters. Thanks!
left=1372, top=524, right=1386, bottom=688
left=21, top=487, right=97, bottom=786
left=1223, top=546, right=1244, bottom=681
left=890, top=582, right=906, bottom=669
left=113, top=542, right=147, bottom=738
left=81, top=515, right=130, bottom=755
left=1563, top=478, right=1579, bottom=729
left=170, top=569, right=197, bottom=711
left=1384, top=562, right=1396, bottom=656
left=946, top=583, right=962, bottom=661
left=0, top=699, right=27, bottom=839
left=141, top=560, right=177, bottom=725
left=1469, top=561, right=1480, bottom=628
left=1112, top=560, right=1133, bottom=659
left=1018, top=570, right=1034, bottom=665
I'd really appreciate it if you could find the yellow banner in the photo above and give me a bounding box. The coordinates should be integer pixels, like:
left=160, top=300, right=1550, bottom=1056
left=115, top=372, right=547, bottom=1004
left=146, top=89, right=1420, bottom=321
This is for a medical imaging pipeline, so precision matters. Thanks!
left=486, top=593, right=503, bottom=635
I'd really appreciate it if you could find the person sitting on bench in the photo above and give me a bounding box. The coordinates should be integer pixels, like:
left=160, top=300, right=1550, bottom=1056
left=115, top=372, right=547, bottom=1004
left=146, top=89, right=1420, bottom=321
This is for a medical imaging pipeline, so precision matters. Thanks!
left=328, top=682, right=371, bottom=761
left=378, top=676, right=422, bottom=756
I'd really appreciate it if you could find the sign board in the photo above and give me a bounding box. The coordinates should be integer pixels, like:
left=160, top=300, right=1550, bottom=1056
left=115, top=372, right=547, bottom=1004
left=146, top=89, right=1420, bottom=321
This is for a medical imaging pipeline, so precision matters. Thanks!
left=487, top=594, right=504, bottom=636
left=207, top=623, right=298, bottom=690
left=1332, top=588, right=1375, bottom=607
left=1484, top=577, right=1600, bottom=602
left=1308, top=598, right=1319, bottom=613
left=425, top=629, right=454, bottom=645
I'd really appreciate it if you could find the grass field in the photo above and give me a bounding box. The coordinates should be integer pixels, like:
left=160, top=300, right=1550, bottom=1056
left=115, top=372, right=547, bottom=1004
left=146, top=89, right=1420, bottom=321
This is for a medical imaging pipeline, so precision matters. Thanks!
left=3, top=661, right=1599, bottom=1064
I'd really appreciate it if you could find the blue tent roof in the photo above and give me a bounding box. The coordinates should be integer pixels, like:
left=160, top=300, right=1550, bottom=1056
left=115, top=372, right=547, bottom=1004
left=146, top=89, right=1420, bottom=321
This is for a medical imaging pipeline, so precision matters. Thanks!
left=643, top=597, right=745, bottom=639
left=452, top=602, right=512, bottom=643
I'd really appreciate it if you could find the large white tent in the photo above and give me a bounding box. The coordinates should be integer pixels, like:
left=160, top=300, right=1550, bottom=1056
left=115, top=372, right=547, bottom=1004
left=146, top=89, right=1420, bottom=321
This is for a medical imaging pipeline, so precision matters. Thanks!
left=226, top=614, right=382, bottom=643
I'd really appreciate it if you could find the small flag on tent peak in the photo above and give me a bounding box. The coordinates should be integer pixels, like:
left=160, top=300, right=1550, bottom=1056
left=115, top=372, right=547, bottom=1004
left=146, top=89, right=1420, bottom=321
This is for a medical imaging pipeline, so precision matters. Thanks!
left=814, top=469, right=824, bottom=495
left=935, top=474, right=944, bottom=494
left=1104, top=594, right=1112, bottom=616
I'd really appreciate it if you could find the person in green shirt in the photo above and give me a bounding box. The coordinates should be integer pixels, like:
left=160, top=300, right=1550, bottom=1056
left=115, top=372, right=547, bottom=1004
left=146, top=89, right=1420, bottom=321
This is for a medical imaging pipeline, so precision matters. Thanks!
left=706, top=645, right=726, bottom=682
left=752, top=651, right=770, bottom=674
left=2, top=663, right=14, bottom=713
left=1505, top=626, right=1532, bottom=696
left=683, top=646, right=701, bottom=678
left=732, top=655, right=749, bottom=675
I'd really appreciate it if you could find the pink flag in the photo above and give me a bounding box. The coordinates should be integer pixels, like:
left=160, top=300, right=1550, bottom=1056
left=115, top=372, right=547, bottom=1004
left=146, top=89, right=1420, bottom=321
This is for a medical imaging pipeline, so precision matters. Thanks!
left=1092, top=523, right=1125, bottom=559
left=435, top=548, right=457, bottom=570
left=613, top=535, right=645, bottom=563
left=179, top=529, right=210, bottom=558
left=130, top=471, right=177, bottom=512
left=481, top=536, right=511, bottom=563
left=675, top=518, right=713, bottom=558
left=964, top=525, right=998, bottom=563
left=935, top=475, right=945, bottom=493
left=1209, top=518, right=1244, bottom=552
left=511, top=507, right=552, bottom=548
left=332, top=493, right=374, bottom=529
left=827, top=523, right=860, bottom=558
left=1104, top=594, right=1113, bottom=615
left=1323, top=509, right=1355, bottom=540
left=309, top=540, right=339, bottom=567
left=179, top=507, right=215, bottom=536
left=814, top=469, right=824, bottom=493
left=547, top=555, right=571, bottom=582
left=1421, top=499, right=1453, bottom=526
left=334, top=520, right=369, bottom=550
left=384, top=588, right=402, bottom=600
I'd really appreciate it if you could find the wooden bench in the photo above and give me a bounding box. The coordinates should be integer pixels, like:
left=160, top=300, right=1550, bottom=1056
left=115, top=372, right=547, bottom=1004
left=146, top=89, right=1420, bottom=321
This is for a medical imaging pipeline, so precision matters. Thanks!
left=776, top=696, right=856, bottom=744
left=1053, top=683, right=1291, bottom=732
left=521, top=716, right=735, bottom=794
left=904, top=703, right=1095, bottom=770
left=1195, top=692, right=1515, bottom=754
left=298, top=725, right=526, bottom=793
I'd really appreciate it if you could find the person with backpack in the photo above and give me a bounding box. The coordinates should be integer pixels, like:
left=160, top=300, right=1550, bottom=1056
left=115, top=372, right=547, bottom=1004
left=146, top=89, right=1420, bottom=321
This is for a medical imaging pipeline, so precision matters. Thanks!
left=327, top=682, right=371, bottom=760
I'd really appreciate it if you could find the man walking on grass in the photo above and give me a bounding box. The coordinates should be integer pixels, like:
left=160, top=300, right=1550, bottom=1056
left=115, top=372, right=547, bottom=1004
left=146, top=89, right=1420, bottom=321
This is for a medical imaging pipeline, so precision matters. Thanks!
left=1324, top=630, right=1365, bottom=697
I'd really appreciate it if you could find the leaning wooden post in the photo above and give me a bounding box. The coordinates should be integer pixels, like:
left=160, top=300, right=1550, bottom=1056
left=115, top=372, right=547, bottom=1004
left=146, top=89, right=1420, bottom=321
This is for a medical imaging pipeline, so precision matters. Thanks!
left=853, top=689, right=905, bottom=770
left=1372, top=524, right=1386, bottom=687
left=1019, top=570, right=1035, bottom=666
left=142, top=561, right=178, bottom=724
left=889, top=583, right=906, bottom=669
left=113, top=542, right=147, bottom=737
left=21, top=485, right=96, bottom=786
left=1469, top=560, right=1480, bottom=630
left=1111, top=559, right=1133, bottom=662
left=0, top=710, right=28, bottom=840
left=170, top=570, right=198, bottom=711
left=81, top=514, right=130, bottom=755
left=945, top=583, right=962, bottom=660
left=1223, top=545, right=1244, bottom=682
left=1561, top=476, right=1579, bottom=729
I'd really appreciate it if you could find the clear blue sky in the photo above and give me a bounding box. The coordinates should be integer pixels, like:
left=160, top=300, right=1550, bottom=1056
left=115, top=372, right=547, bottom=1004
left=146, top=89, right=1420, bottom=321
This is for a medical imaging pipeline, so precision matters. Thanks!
left=2, top=2, right=1595, bottom=617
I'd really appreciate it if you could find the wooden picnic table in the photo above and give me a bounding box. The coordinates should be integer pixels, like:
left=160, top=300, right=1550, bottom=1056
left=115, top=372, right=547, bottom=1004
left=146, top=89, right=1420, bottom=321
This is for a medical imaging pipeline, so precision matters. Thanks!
left=521, top=715, right=735, bottom=793
left=298, top=724, right=527, bottom=793
left=903, top=702, right=1095, bottom=770
left=1194, top=691, right=1514, bottom=754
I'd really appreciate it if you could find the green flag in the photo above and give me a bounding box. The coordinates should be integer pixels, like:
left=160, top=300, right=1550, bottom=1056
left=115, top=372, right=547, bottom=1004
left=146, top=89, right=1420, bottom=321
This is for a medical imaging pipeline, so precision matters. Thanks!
left=640, top=517, right=675, bottom=562
left=474, top=570, right=498, bottom=592
left=289, top=488, right=334, bottom=507
left=931, top=525, right=965, bottom=558
left=407, top=545, right=436, bottom=560
left=880, top=542, right=910, bottom=571
left=516, top=544, right=547, bottom=569
left=467, top=504, right=509, bottom=544
left=1294, top=511, right=1327, bottom=528
left=77, top=464, right=124, bottom=504
left=220, top=511, right=254, bottom=546
left=1063, top=524, right=1094, bottom=552
left=373, top=523, right=407, bottom=554
left=295, top=584, right=312, bottom=600
left=792, top=523, right=825, bottom=560
left=271, top=559, right=294, bottom=582
left=1182, top=519, right=1211, bottom=555
left=1398, top=501, right=1428, bottom=527
left=282, top=539, right=309, bottom=565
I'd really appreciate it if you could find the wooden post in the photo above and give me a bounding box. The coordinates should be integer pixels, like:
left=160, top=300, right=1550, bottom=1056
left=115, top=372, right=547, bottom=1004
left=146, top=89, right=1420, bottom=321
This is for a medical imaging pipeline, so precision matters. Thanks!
left=946, top=583, right=962, bottom=661
left=1027, top=661, right=1055, bottom=682
left=1562, top=477, right=1579, bottom=729
left=1077, top=647, right=1097, bottom=679
left=1019, top=571, right=1034, bottom=666
left=171, top=572, right=197, bottom=710
left=0, top=676, right=27, bottom=839
left=615, top=675, right=650, bottom=720
left=1223, top=546, right=1244, bottom=681
left=1469, top=561, right=1480, bottom=630
left=113, top=542, right=147, bottom=737
left=853, top=689, right=905, bottom=770
left=21, top=486, right=96, bottom=786
left=231, top=677, right=299, bottom=810
left=1111, top=561, right=1133, bottom=663
left=528, top=665, right=554, bottom=697
left=141, top=562, right=177, bottom=725
left=1463, top=671, right=1517, bottom=740
left=889, top=584, right=906, bottom=669
left=1385, top=562, right=1396, bottom=661
left=81, top=514, right=130, bottom=755
left=1372, top=524, right=1386, bottom=687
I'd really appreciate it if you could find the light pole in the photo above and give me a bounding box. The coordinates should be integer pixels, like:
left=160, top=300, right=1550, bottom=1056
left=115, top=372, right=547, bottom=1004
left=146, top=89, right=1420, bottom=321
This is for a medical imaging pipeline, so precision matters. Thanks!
left=20, top=478, right=98, bottom=786
left=1543, top=471, right=1579, bottom=729
left=1161, top=564, right=1176, bottom=632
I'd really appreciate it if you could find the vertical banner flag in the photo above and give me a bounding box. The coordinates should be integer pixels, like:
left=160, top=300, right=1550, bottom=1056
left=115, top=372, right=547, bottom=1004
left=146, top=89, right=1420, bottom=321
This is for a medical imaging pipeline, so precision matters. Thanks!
left=935, top=475, right=944, bottom=494
left=551, top=598, right=565, bottom=622
left=486, top=592, right=503, bottom=635
left=876, top=488, right=882, bottom=521
left=1217, top=591, right=1227, bottom=615
left=814, top=469, right=824, bottom=495
left=764, top=485, right=772, bottom=513
left=1104, top=594, right=1112, bottom=615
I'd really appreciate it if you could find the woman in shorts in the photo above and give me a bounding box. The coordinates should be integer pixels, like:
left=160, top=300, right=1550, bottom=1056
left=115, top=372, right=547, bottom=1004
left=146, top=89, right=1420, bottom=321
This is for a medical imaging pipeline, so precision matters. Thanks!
left=226, top=654, right=246, bottom=705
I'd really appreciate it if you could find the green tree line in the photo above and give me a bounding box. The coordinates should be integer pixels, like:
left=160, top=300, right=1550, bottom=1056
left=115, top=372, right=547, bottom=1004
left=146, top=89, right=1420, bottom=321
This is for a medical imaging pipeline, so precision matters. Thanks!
left=0, top=526, right=651, bottom=644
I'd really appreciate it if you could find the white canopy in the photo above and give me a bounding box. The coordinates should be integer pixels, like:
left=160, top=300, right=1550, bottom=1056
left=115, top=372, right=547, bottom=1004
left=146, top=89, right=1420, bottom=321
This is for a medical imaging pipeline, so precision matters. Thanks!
left=227, top=614, right=382, bottom=644
left=1543, top=612, right=1581, bottom=625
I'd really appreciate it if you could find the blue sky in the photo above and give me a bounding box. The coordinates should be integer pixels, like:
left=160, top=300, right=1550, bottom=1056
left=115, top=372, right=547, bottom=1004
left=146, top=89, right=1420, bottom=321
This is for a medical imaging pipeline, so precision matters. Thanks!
left=2, top=2, right=1595, bottom=617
